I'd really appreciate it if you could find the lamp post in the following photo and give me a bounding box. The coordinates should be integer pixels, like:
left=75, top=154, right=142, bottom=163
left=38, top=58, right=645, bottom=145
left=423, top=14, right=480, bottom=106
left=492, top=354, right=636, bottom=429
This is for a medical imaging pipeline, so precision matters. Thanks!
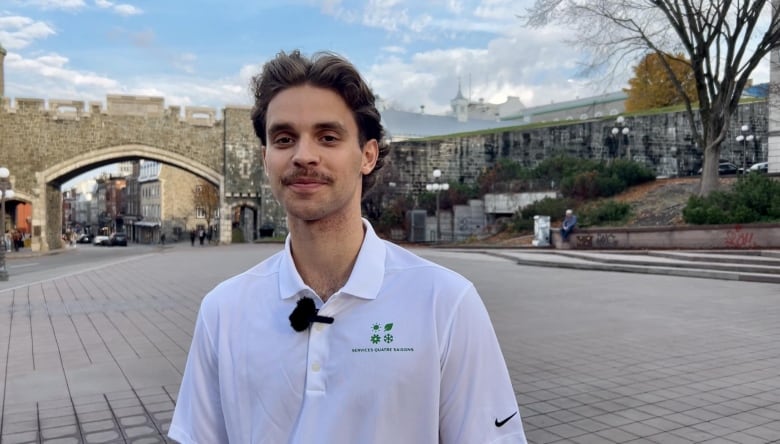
left=0, top=167, right=16, bottom=281
left=735, top=124, right=755, bottom=175
left=425, top=169, right=449, bottom=242
left=611, top=116, right=631, bottom=161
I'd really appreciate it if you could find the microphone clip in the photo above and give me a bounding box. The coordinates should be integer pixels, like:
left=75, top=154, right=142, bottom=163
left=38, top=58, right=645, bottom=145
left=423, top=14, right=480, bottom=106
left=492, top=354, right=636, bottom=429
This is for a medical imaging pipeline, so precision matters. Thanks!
left=289, top=296, right=334, bottom=332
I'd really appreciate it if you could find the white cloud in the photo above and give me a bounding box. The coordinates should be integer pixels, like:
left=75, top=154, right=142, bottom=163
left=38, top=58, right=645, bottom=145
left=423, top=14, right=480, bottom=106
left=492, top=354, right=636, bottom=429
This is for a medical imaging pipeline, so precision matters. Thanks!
left=366, top=24, right=619, bottom=113
left=113, top=4, right=142, bottom=16
left=171, top=52, right=197, bottom=74
left=473, top=0, right=522, bottom=20
left=381, top=45, right=406, bottom=54
left=0, top=15, right=56, bottom=50
left=93, top=0, right=143, bottom=16
left=17, top=0, right=86, bottom=10
left=6, top=52, right=119, bottom=90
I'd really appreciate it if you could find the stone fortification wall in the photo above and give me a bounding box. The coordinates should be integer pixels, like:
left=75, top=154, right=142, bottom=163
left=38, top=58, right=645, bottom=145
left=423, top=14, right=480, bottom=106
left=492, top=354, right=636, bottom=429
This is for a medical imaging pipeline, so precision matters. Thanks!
left=389, top=102, right=768, bottom=190
left=0, top=89, right=770, bottom=250
left=222, top=106, right=286, bottom=236
left=0, top=95, right=224, bottom=194
left=0, top=95, right=228, bottom=250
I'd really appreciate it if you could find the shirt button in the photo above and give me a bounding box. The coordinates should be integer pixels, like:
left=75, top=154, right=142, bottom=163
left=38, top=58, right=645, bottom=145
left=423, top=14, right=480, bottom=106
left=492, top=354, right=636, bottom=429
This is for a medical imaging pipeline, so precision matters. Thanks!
left=311, top=362, right=321, bottom=372
left=314, top=323, right=325, bottom=332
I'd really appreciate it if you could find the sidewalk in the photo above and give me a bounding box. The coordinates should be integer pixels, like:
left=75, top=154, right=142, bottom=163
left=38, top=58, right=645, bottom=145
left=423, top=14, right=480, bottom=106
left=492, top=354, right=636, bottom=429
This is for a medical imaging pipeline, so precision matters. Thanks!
left=461, top=248, right=780, bottom=284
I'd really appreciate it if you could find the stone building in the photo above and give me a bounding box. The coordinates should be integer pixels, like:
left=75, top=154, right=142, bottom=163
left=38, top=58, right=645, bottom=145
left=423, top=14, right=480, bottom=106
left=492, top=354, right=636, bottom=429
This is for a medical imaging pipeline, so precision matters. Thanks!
left=131, top=160, right=206, bottom=244
left=94, top=175, right=126, bottom=234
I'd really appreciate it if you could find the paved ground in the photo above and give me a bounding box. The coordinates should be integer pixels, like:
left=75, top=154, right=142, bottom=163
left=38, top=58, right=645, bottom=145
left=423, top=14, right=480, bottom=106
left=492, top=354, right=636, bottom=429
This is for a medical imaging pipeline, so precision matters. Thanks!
left=1, top=244, right=779, bottom=443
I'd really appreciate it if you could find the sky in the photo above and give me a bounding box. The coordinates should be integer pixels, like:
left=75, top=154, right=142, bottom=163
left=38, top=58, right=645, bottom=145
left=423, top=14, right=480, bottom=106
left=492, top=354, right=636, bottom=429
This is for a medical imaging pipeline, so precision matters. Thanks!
left=5, top=0, right=771, bottom=118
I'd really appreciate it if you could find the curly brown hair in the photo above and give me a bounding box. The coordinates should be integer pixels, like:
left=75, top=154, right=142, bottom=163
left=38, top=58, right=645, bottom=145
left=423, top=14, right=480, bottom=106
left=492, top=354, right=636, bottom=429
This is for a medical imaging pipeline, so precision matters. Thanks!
left=250, top=50, right=390, bottom=195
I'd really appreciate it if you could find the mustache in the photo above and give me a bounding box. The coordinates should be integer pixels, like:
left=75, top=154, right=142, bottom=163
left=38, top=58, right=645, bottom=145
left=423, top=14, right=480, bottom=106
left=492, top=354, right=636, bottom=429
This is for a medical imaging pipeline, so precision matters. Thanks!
left=280, top=168, right=334, bottom=186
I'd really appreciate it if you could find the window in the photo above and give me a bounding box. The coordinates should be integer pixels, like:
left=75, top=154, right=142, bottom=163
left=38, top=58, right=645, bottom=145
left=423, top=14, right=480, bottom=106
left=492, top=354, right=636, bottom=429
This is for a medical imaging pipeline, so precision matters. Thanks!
left=196, top=207, right=206, bottom=219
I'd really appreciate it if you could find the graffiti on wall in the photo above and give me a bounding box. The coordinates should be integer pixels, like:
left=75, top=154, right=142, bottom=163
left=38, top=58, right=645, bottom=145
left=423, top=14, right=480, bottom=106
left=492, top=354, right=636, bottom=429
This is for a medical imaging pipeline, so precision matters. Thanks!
left=594, top=233, right=619, bottom=248
left=575, top=235, right=592, bottom=248
left=724, top=225, right=759, bottom=249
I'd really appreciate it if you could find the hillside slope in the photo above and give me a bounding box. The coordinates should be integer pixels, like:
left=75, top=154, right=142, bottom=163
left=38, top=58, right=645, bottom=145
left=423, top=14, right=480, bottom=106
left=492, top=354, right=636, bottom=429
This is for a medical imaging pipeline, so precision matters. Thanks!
left=477, top=176, right=738, bottom=246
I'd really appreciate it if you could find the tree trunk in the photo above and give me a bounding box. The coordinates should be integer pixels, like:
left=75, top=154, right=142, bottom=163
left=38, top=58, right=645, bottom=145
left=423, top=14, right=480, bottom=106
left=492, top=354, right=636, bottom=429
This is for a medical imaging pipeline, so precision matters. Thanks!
left=698, top=145, right=721, bottom=195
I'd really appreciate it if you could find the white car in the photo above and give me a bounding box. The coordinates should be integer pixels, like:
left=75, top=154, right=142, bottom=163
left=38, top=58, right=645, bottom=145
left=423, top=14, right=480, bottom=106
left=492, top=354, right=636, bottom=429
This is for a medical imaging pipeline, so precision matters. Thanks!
left=748, top=162, right=768, bottom=173
left=92, top=234, right=110, bottom=246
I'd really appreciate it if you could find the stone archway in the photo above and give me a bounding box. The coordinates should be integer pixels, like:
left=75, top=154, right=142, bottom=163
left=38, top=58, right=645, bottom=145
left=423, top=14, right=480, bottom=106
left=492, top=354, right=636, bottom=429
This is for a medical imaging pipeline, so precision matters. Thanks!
left=1, top=190, right=33, bottom=250
left=230, top=200, right=259, bottom=243
left=34, top=144, right=228, bottom=252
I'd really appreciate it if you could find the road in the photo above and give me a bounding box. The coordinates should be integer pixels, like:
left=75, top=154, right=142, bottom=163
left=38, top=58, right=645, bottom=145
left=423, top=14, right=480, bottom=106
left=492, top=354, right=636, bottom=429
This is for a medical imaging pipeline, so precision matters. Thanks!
left=0, top=244, right=161, bottom=292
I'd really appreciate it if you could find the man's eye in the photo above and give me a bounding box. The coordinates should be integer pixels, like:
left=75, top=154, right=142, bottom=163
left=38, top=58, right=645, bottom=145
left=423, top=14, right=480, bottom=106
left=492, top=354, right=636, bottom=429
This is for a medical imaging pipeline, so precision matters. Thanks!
left=321, top=134, right=339, bottom=143
left=274, top=136, right=294, bottom=145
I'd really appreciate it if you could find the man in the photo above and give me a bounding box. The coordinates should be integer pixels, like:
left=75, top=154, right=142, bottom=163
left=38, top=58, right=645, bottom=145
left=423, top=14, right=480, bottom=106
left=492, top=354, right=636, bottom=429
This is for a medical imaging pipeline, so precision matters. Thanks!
left=169, top=50, right=527, bottom=444
left=560, top=209, right=577, bottom=241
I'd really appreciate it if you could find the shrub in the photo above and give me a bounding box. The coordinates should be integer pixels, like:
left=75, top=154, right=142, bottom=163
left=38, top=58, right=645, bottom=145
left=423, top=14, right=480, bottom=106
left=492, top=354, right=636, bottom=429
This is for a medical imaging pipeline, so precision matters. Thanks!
left=579, top=200, right=631, bottom=226
left=683, top=174, right=780, bottom=224
left=532, top=156, right=603, bottom=184
left=558, top=159, right=655, bottom=200
left=607, top=159, right=657, bottom=188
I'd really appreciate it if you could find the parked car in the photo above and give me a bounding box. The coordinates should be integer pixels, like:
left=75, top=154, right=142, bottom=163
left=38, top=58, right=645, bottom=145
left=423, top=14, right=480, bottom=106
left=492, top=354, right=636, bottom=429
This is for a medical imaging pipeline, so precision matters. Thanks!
left=76, top=233, right=93, bottom=244
left=697, top=161, right=739, bottom=175
left=93, top=234, right=110, bottom=246
left=109, top=232, right=128, bottom=247
left=748, top=162, right=768, bottom=173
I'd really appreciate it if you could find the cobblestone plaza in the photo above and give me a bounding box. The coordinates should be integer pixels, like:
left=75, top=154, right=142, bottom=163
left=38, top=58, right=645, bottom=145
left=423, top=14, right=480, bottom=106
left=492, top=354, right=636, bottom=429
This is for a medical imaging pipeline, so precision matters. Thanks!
left=1, top=244, right=779, bottom=443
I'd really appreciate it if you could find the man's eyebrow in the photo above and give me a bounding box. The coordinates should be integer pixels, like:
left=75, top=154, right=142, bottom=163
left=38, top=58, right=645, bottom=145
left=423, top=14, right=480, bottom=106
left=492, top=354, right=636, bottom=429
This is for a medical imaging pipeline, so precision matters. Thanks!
left=313, top=122, right=347, bottom=133
left=267, top=122, right=295, bottom=136
left=266, top=121, right=347, bottom=136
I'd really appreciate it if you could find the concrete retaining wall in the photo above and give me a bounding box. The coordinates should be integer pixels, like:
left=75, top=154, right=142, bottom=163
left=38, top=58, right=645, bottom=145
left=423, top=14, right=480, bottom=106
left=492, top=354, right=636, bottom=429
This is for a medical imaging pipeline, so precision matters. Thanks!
left=552, top=223, right=780, bottom=250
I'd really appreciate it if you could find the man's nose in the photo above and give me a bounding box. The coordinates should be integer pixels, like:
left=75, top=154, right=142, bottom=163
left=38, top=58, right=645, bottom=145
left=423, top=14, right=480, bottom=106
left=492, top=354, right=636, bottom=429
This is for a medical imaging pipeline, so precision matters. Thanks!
left=292, top=136, right=319, bottom=166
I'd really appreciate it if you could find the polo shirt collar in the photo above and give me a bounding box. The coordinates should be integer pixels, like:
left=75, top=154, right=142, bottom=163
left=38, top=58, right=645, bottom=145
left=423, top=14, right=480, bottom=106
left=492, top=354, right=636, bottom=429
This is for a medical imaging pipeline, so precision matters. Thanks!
left=278, top=219, right=386, bottom=301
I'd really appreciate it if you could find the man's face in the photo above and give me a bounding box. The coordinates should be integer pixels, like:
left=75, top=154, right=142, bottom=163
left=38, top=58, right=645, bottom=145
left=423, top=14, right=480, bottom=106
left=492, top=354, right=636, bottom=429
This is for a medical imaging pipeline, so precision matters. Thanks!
left=262, top=84, right=378, bottom=224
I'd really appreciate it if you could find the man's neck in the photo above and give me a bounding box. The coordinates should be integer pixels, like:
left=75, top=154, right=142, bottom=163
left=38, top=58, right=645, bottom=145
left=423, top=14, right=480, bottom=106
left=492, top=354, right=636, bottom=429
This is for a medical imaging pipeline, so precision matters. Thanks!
left=288, top=213, right=366, bottom=302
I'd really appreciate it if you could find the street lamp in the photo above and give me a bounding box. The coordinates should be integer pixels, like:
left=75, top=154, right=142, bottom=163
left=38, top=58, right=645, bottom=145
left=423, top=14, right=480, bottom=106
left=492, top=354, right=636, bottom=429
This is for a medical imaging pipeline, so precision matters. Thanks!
left=0, top=166, right=16, bottom=281
left=425, top=168, right=449, bottom=242
left=735, top=124, right=755, bottom=175
left=611, top=116, right=631, bottom=161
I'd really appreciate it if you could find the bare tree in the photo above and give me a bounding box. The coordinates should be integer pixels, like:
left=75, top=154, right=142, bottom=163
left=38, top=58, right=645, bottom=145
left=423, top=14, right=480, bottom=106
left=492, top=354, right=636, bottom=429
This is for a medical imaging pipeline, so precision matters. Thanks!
left=192, top=178, right=219, bottom=230
left=524, top=0, right=780, bottom=195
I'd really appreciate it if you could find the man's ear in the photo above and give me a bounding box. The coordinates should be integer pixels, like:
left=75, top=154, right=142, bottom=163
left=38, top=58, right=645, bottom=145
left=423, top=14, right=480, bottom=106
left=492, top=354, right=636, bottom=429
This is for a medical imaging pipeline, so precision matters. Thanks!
left=361, top=139, right=379, bottom=175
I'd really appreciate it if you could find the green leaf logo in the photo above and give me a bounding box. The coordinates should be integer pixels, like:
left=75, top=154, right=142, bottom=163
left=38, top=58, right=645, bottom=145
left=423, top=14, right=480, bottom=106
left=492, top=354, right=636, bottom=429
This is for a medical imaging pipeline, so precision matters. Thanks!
left=384, top=323, right=393, bottom=331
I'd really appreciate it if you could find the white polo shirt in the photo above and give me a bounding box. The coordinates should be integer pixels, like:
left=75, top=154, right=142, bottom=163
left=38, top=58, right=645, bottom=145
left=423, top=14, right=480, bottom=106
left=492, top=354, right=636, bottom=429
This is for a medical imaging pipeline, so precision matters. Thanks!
left=169, top=221, right=527, bottom=444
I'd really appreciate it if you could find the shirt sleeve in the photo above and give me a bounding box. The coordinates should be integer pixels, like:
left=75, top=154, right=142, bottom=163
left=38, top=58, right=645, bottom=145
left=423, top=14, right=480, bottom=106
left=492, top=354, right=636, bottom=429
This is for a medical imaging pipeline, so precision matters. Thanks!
left=439, top=285, right=527, bottom=444
left=168, top=300, right=229, bottom=444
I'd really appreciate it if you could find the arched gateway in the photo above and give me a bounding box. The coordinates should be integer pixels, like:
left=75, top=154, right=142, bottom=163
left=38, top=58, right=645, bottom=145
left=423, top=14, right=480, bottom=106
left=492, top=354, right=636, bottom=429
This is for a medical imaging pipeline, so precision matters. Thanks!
left=38, top=144, right=226, bottom=252
left=0, top=95, right=270, bottom=252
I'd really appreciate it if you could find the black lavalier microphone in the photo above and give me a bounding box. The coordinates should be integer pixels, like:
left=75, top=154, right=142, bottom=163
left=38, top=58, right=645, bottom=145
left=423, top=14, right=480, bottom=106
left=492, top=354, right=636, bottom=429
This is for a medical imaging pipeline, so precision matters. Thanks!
left=289, top=296, right=334, bottom=332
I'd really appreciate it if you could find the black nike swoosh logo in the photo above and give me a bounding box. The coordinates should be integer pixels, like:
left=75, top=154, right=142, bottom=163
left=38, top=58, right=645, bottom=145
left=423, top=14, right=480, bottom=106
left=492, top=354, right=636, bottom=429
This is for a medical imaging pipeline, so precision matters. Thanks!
left=494, top=411, right=517, bottom=427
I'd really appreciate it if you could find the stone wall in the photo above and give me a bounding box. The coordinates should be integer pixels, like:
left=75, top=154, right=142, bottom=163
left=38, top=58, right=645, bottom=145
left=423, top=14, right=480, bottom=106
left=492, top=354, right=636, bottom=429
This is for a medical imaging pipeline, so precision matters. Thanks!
left=390, top=102, right=769, bottom=189
left=0, top=96, right=230, bottom=250
left=0, top=91, right=771, bottom=250
left=222, top=106, right=287, bottom=237
left=552, top=223, right=780, bottom=250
